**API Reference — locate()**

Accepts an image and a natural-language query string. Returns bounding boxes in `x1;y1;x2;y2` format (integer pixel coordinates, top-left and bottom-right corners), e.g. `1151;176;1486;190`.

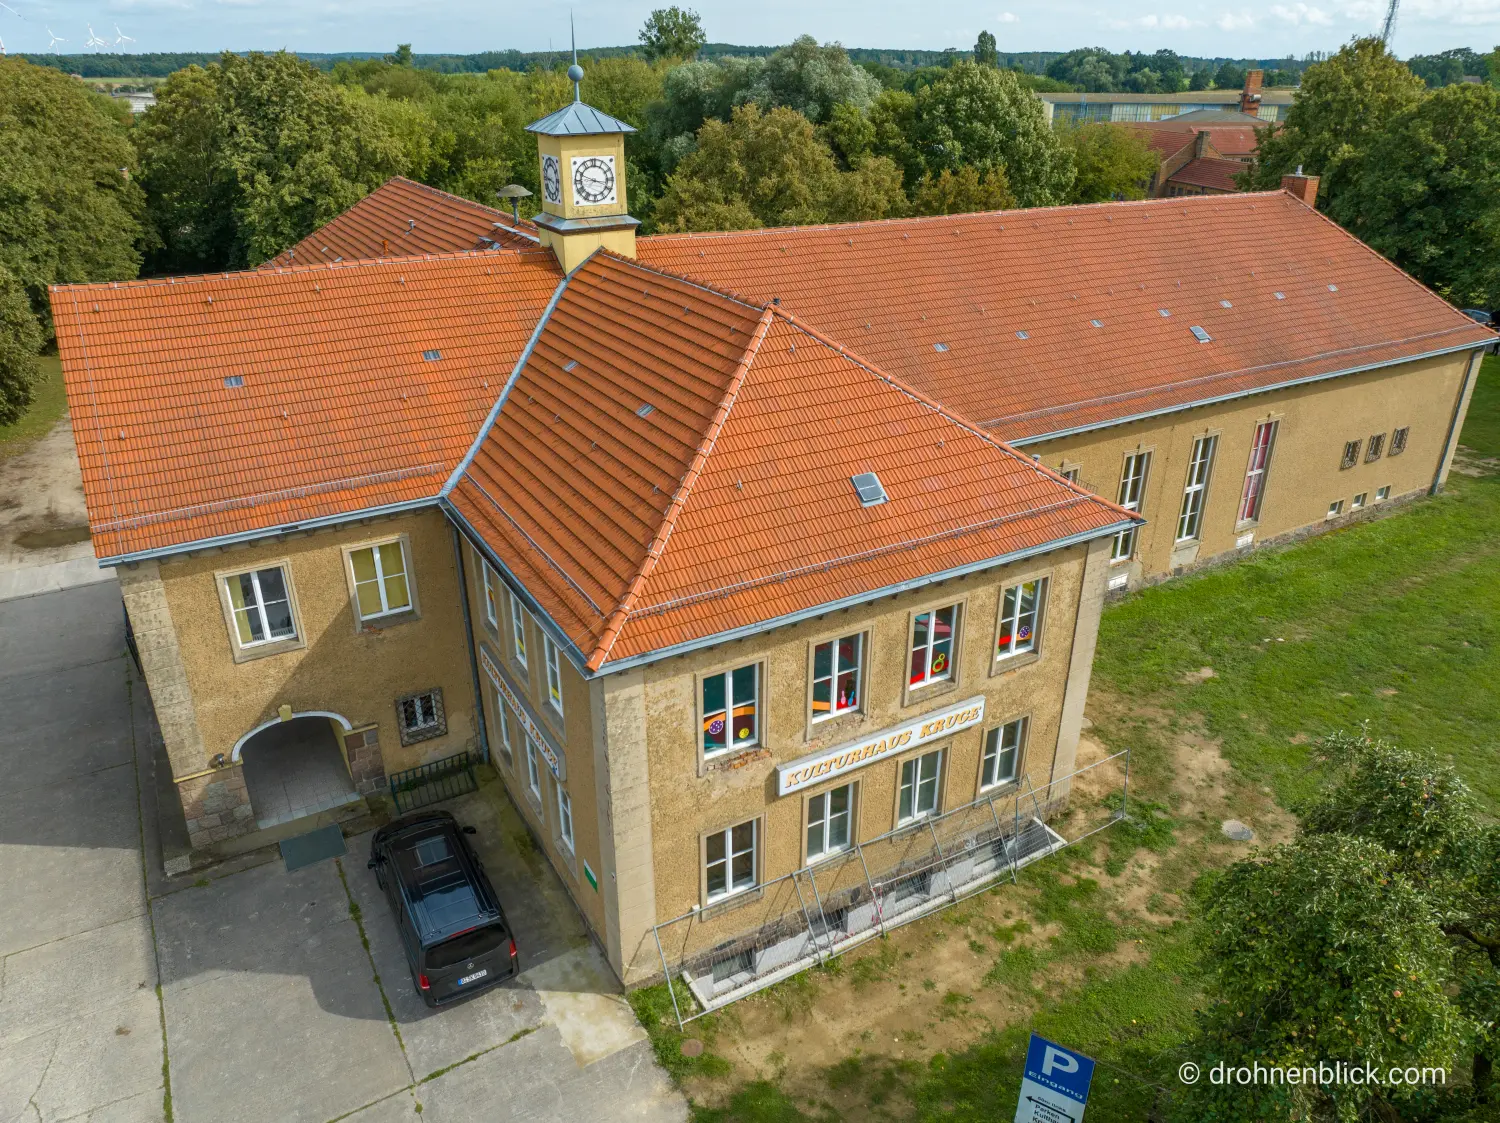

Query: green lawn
1460;353;1500;458
0;354;67;460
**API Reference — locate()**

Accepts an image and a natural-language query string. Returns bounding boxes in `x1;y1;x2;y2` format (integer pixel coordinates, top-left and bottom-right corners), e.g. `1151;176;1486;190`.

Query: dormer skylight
851;472;888;507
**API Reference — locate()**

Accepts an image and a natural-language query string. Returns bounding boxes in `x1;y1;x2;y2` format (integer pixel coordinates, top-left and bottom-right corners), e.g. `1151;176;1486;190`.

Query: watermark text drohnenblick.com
1177;1061;1448;1087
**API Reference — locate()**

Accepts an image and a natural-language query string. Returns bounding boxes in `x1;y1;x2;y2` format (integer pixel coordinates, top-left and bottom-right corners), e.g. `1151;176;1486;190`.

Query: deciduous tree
639;7;706;63
909;166;1013;215
0;265;42;425
1061;122;1157;204
974;31;998;69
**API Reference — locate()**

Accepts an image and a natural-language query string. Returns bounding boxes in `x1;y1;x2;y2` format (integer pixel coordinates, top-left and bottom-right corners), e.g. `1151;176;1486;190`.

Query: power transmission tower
1380;0;1398;45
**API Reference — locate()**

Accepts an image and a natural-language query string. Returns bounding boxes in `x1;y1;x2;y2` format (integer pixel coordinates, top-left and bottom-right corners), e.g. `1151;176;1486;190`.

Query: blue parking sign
1014;1033;1095;1122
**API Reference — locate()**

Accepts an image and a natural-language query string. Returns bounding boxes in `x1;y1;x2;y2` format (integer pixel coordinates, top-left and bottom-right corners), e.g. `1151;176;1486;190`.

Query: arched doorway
237;715;361;830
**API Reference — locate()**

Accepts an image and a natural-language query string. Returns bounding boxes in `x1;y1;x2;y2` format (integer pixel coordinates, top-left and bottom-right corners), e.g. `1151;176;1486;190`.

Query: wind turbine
47;26;65;50
114;24;134;46
85;23;109;48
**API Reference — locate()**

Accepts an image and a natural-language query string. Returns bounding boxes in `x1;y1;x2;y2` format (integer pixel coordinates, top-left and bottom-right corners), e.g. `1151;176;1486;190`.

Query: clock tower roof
525;101;637;138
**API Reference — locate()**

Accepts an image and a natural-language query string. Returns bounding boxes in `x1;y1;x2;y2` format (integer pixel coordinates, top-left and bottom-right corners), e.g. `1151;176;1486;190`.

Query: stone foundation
180;765;254;849
345;726;388;796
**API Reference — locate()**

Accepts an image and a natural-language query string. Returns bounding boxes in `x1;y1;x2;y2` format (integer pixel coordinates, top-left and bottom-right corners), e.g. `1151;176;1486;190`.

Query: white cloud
996;10;1019;22
1270;1;1333;23
1402;0;1500;23
1104;12;1201;29
1216;11;1257;29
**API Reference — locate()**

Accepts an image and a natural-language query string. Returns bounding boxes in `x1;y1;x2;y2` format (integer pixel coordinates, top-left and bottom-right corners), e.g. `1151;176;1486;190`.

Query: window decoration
812;634;863;721
1238;421;1278;523
544;634;564;718
909;605;958;687
1390;427;1408;456
1340;440;1361;470
350;542;411;619
1365;433;1385;462
1176;435;1217;542
996;579;1045;660
225;566;296;647
705;820;757;902
703;665;759;756
397;688;446;746
509;591;528;668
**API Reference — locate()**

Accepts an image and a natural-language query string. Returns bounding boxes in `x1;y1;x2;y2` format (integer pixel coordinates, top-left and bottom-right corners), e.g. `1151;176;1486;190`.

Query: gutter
1006;340;1490;448
1432;350;1482;495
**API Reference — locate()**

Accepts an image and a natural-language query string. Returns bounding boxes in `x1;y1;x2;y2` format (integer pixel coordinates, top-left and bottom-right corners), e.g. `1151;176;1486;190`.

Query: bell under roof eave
524;98;638;137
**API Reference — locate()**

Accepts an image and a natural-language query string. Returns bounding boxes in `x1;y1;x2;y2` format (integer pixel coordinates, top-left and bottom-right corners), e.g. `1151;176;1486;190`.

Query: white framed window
898;750;942;823
556;785;574;854
1351;492;1367;511
1389;428;1408;456
1327;499;1345;520
543;634;564;717
349;541;412;620
1376;486;1391;501
1111;452;1151;561
702;664;758;756
981;718;1026;790
996;579;1045;660
525;733;542;800
1176;435;1217;542
225;566;297;647
806;783;854;863
705;820;757;902
397;688;446;745
496;695;514;765
482;562;500;629
812;633;863;722
509;591;529;668
1059;466;1080;484
909;605;958;687
1238;421;1277;523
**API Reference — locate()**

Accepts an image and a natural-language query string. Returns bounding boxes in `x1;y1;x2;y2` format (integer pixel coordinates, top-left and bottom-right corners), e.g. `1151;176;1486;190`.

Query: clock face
571;155;617;206
540;155;562;205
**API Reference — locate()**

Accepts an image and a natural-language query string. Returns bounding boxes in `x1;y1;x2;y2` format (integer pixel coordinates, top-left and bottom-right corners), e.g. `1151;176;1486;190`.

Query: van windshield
424;925;506;971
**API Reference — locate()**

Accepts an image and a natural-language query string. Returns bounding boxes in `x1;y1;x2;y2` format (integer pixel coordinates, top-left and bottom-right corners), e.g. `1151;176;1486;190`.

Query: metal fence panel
388;751;478;813
652;749;1131;1026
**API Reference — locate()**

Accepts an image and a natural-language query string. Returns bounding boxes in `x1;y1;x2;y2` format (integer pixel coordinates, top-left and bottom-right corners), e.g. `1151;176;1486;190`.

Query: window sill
805;709;866;744
1234;518;1261;533
991;651;1040;677
397;722;447;748
903;677;959;710
357;608;419;633
228;635;305;665
702;746;771;776
700;886;763;921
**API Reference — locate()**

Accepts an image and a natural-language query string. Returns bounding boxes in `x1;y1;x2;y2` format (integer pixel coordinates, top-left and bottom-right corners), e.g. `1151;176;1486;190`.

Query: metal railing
388;750;479;813
651;749;1131;1028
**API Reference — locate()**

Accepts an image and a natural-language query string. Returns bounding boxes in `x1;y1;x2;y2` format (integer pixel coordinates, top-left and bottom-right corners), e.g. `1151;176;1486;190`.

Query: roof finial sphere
567;63;584;83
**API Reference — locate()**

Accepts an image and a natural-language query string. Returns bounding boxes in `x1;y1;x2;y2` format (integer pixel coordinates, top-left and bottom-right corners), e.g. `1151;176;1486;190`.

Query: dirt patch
0;413;95;570
1178;666;1217;684
14;523;91;550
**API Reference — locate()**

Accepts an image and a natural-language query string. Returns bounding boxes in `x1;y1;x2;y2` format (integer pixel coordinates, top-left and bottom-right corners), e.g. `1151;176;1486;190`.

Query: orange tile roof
53;248;563;560
447;252;1134;668
1121;122;1198;162
635;192;1492;441
267;177;537;269
1167;157;1245;193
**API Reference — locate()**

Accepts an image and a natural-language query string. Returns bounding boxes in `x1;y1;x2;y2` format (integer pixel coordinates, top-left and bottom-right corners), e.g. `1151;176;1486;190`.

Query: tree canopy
974;31;998;69
137;51;410;272
0;58;146;335
1060;122;1157;204
639;7;706;63
0;264;42;425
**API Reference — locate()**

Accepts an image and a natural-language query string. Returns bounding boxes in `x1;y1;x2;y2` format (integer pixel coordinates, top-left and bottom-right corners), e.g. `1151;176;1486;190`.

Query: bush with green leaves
0;265;43;425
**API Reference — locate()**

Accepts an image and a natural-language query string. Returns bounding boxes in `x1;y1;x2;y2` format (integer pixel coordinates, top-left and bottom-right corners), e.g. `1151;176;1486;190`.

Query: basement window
851;472;888;507
1190;326;1212;343
422;350;442;361
397;688;446;745
1327;499;1345;520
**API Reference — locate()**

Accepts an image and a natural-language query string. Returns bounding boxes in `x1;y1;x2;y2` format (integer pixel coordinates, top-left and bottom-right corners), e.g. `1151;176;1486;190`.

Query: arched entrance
237;715;361;830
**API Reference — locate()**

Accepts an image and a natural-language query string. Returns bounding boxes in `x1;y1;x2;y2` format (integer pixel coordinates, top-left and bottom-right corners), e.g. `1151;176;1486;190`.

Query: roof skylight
933;343;949;352
223;375;244;388
1158;309;1171;318
635;403;656;418
1220;300;1233;308
851;472;888;507
422;350;442;361
563;360;578;372
1190;326;1212;343
1015;330;1029;340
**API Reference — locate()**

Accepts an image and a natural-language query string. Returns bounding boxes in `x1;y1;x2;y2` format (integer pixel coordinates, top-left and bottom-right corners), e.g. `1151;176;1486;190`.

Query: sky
0;0;1493;63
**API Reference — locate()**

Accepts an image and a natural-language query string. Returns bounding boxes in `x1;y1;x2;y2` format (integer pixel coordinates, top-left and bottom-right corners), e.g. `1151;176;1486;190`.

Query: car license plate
458;969;488;985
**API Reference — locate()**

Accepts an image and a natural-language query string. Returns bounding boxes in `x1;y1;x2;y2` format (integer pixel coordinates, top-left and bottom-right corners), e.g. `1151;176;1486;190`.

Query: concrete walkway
0;580;686;1123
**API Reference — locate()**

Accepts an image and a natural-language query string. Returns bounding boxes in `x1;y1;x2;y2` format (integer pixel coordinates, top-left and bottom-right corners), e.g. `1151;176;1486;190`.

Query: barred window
1390;427;1409;456
1365;433;1385;462
397;688;446;745
1340;440;1361;470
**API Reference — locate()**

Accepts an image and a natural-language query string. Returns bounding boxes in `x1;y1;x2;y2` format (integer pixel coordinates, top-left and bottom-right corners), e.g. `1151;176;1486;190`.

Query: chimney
1240;69;1264;115
1193;129;1211;158
1281;168;1319;206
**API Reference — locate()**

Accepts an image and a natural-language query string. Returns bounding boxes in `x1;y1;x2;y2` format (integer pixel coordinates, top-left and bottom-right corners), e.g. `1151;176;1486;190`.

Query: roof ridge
637;190;1292;245
588;303;777;671
767;308;1136;521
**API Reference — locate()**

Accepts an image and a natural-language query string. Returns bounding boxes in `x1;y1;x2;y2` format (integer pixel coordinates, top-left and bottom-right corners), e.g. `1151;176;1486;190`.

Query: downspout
1432;349;1482;495
450;524;490;764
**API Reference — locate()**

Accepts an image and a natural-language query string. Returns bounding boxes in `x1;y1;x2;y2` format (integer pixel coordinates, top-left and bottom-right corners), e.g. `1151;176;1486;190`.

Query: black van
367;810;519;1007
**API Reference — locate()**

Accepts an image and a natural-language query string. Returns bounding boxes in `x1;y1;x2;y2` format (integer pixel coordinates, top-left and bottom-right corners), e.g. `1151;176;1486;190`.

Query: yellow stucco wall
1026;351;1474;587
155;508;476;779
626;543;1092;936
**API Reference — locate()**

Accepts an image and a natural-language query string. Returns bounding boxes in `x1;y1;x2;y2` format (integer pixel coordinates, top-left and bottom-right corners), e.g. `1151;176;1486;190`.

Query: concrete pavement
0;579;685;1123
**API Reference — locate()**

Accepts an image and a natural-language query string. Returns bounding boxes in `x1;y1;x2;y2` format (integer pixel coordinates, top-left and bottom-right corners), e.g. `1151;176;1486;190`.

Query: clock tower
525;63;639;273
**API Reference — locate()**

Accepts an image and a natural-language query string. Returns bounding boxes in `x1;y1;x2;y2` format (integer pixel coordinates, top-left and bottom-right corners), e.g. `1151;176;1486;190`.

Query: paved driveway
0;579;685;1123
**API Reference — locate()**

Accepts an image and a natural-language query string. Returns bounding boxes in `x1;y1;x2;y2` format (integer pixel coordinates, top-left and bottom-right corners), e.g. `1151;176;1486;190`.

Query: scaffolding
651;749;1130;1028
